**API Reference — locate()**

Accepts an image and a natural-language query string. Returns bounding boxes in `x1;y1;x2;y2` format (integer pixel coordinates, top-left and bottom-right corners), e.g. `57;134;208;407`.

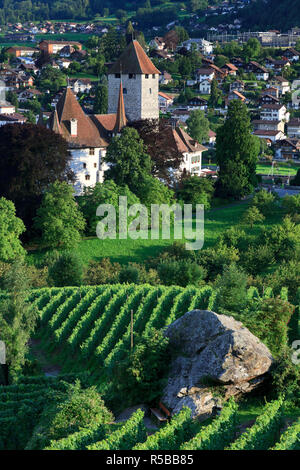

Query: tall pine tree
216;101;259;199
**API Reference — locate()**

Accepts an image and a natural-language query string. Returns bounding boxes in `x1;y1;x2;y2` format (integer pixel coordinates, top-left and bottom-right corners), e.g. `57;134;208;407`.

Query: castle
47;40;206;194
47;40;160;195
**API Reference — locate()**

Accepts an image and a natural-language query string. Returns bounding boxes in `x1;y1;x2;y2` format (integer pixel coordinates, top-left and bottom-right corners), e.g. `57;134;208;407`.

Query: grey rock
162;310;274;419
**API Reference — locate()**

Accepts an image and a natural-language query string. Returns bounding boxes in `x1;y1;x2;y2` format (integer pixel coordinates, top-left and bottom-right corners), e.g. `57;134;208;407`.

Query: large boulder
162;310;274;419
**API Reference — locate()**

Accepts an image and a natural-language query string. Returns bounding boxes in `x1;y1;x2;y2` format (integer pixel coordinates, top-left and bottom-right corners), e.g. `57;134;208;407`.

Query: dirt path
29;339;61;377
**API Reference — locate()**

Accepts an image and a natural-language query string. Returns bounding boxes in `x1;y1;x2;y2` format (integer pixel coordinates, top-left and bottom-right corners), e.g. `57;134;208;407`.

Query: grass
257;162;299;176
27;200;284;267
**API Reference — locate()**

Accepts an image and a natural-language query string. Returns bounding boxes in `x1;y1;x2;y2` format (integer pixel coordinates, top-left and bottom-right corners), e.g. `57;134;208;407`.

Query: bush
157;259;206;287
214;264;248;313
282;194;300;216
84;258;121;285
48;252;83;287
196;243;240;281
241;244;275;274
251;189;277;216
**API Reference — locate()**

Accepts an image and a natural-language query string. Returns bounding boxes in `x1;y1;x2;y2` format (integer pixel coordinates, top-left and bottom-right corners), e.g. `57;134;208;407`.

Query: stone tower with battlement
108;40;160;122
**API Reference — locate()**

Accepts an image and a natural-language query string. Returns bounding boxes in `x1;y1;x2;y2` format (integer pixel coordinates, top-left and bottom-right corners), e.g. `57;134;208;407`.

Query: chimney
70;118;77;136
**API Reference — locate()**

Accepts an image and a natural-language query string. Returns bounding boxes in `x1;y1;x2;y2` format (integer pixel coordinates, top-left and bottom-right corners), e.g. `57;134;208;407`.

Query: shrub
214;264;248;313
84;258;121;285
251;189;277;215
48;251;83;287
157;259;206;287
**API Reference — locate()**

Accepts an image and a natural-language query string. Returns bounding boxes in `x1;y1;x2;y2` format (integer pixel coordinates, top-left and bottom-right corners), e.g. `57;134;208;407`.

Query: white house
287;118;300;138
69;78;92;94
158;91;173;111
199;79;211;94
0;101;15;114
196;68;214;83
172;126;208;177
260;104;289;122
253;129;285;143
180;39;213;56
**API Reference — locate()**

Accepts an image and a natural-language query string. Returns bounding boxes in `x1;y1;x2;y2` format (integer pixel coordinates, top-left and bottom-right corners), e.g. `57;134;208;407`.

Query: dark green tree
216;101;260;199
186;109;210;143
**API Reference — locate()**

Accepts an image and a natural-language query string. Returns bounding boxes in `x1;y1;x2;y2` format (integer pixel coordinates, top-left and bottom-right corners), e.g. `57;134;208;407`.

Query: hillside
239;0;300;31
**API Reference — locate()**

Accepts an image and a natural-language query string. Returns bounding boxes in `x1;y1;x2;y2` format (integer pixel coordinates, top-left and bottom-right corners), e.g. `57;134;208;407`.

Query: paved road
273;188;300;197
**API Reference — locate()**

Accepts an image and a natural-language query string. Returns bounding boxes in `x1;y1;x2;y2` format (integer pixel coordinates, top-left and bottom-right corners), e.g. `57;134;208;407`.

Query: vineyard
23;283;294;376
1;378;299;450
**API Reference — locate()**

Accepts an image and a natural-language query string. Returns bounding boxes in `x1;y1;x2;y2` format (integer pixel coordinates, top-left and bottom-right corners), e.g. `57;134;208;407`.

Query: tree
93;78;108;114
0;124;73;230
209;78;221;107
242;38;261;61
129;119;183;183
214;264;248;314
216;101;260;199
251;189;277;215
0;198;25;262
48;251;83;287
37;65;66;92
186;109;209;143
104;127;152;196
243;206;265;228
0;260;38;380
177;175;214;209
34;181;85;250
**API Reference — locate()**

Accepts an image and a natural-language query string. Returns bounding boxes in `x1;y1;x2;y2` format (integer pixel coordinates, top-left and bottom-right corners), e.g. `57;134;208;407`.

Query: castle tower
108;40;160;122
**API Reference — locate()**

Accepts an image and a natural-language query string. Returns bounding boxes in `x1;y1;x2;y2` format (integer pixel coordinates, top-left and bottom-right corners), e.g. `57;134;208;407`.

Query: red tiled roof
109;40;160;75
50;87;108;148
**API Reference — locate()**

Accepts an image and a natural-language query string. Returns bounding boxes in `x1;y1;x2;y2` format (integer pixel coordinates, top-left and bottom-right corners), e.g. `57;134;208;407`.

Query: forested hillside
239;0;300;31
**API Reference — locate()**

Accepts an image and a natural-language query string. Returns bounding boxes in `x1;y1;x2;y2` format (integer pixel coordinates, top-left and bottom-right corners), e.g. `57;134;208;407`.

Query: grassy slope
27;201;284;266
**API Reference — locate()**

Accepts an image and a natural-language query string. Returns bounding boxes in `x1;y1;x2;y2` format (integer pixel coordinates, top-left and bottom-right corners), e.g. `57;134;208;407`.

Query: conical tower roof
108;40;160;75
114;81;127;133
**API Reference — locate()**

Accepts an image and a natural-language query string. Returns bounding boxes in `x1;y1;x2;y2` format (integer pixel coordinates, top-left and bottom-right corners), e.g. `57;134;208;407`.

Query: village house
284;48;300;62
273;58;291;73
180;38;213;56
149;37;165;50
68;78;92;95
260;103;289;122
226;90;247;107
268;76;290;95
253;129;285;143
252;119;285;133
196;67;215;83
221;63;238;76
259;93;279;105
158;91;174;111
276;139;300;160
188;97;208;111
262;86;279;98
17;89;42;102
159;71;172;85
287;118;300;139
199;78;212;94
6;45;38;57
245;61;269;81
173;126;208;177
0;112;26;126
0;100;15;114
39;40;82;55
229;80;244;93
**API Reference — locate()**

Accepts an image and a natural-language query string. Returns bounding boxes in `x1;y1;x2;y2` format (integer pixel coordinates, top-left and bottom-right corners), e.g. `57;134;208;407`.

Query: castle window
129;73;136;79
85;175;90;181
145;74;149;79
123;88;127;94
115;73;121;78
149;88;152;94
89;148;95;155
94;163;97;168
83;163;87;169
152;74;155;79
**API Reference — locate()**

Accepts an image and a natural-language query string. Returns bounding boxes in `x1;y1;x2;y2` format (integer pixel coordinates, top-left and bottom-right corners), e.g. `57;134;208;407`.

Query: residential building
39;40;82;54
260;104;289;122
287;118;300;139
6;45;37;57
229;80;245;93
159;91;173;111
268;76;290;95
69;78;92;94
180;38;213;56
199;79;212;94
253;129;285;142
0;112;26;126
159;71;172;85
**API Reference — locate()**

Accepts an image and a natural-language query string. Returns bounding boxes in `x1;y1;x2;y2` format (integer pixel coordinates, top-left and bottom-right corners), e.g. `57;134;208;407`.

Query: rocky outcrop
162;310;274;419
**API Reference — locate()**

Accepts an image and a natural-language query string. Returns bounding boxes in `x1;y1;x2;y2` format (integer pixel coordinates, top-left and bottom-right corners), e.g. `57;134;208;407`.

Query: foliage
104;127;152;196
157;259;206;287
214;264;248;313
228;398;284;450
87;409;146;450
271;418;300;450
177;175;214;209
34;181;85;250
251;189;277;216
0;124;73;230
216;101;259;199
134;407;193;450
84;258;121;285
243;206;265;228
107;328;170;406
0;260;38;380
0;198;25;262
48;251;84;287
26;380;113;450
181;399;238;450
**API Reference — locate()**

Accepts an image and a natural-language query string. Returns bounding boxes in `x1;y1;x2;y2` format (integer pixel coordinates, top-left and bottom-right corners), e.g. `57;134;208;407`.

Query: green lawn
257;162;299;176
27;201;284;267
